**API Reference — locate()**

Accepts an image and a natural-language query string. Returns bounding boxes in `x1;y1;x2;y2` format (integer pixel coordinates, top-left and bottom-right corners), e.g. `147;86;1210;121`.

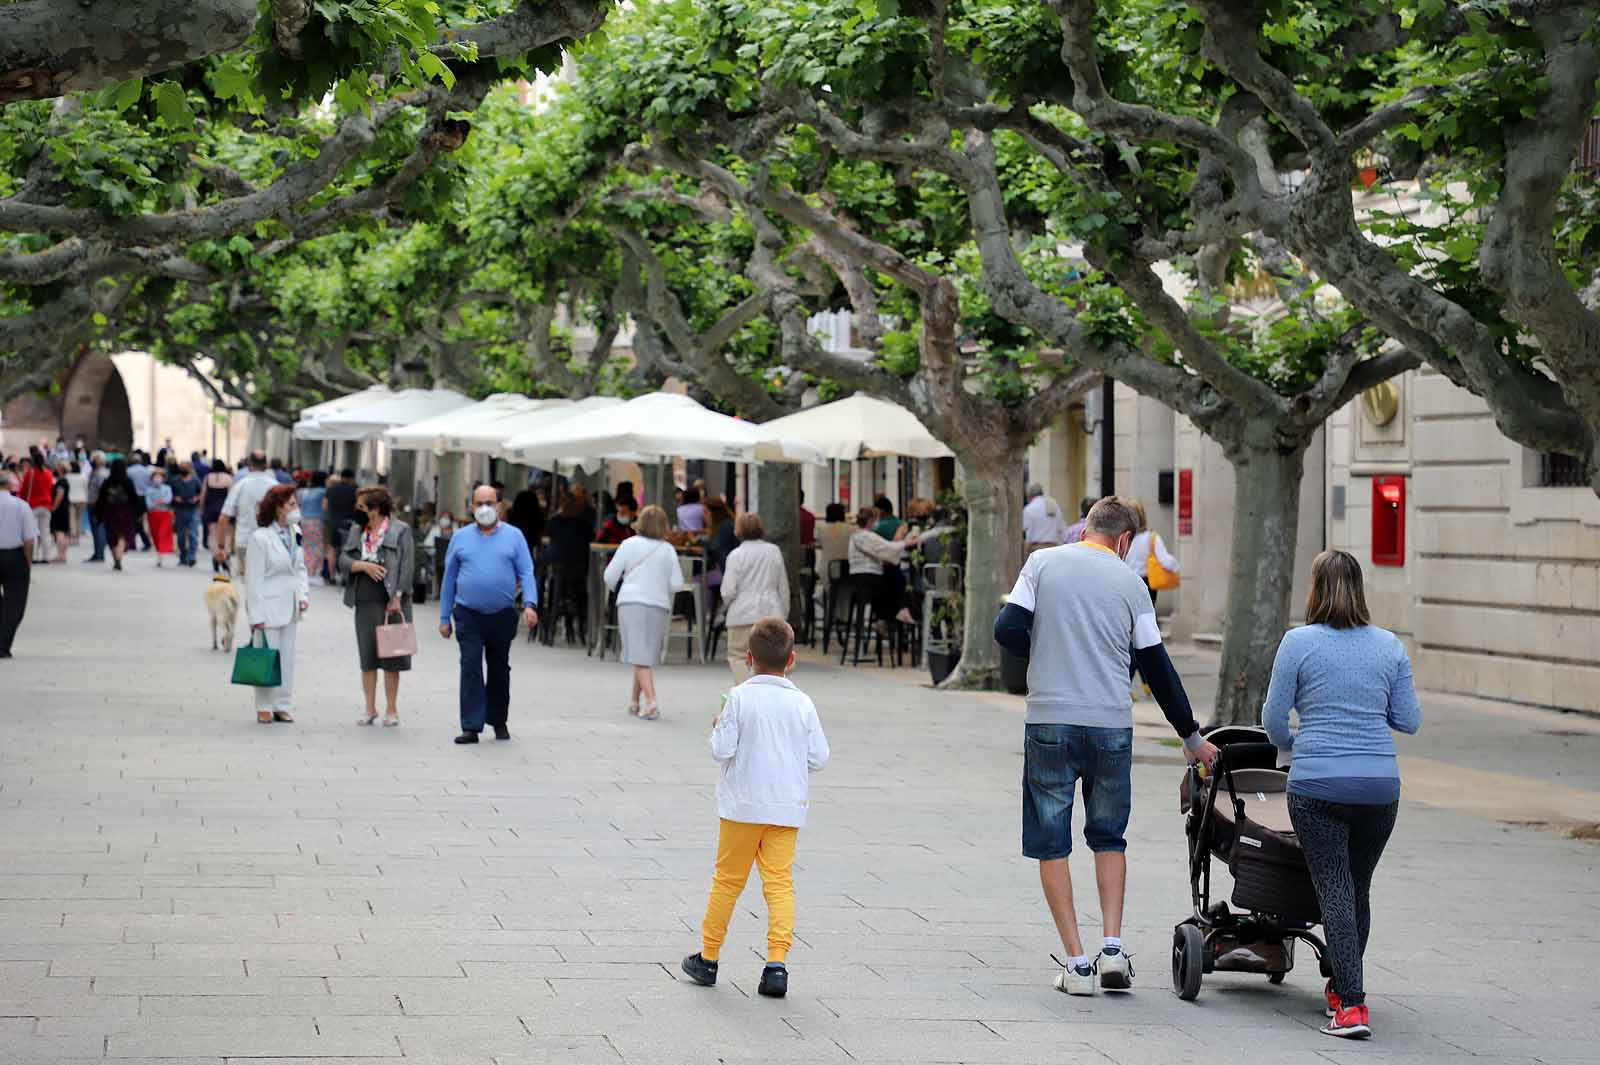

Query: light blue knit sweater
1261;624;1422;803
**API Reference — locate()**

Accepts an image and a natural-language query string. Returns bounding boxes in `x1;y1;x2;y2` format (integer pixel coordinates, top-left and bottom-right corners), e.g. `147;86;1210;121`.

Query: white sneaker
1097;948;1133;990
1053;961;1097;996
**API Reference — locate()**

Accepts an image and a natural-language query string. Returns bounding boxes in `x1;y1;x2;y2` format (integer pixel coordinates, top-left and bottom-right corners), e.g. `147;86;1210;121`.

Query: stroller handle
1216;741;1283;769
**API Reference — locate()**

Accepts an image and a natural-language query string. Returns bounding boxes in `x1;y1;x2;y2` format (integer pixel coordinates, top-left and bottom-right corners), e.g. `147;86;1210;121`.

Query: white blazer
603;535;684;610
245;524;310;628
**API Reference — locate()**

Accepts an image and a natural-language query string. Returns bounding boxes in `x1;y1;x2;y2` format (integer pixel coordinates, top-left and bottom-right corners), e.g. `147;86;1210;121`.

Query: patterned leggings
1287;794;1399;1008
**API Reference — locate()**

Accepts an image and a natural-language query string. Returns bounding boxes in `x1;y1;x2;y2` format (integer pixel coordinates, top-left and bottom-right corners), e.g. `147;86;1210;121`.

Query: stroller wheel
1268;971;1286;985
1172;924;1205;1001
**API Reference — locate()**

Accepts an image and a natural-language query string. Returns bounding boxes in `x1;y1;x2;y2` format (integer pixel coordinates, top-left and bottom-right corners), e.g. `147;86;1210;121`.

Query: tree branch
0;0;256;103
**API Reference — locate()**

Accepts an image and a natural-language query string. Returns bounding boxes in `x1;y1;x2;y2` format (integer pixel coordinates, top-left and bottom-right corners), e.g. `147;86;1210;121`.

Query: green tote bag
231;630;282;688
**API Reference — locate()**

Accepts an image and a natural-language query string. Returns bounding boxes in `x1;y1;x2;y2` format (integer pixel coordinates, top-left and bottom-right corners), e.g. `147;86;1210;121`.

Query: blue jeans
175;508;200;564
453;606;517;733
1022;724;1133;860
88;511;107;560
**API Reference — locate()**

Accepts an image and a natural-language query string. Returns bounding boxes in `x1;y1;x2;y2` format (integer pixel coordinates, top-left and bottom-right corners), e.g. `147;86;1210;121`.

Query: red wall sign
1177;468;1194;536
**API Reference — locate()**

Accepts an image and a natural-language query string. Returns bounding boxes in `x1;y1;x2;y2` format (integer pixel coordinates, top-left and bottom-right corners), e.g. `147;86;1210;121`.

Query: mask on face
474;503;498;527
285;509;302;526
438;516;453;531
617;515;632;526
351;511;369;529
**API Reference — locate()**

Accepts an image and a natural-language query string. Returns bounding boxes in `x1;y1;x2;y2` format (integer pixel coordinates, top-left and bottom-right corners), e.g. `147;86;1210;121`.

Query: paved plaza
0;556;1597;1064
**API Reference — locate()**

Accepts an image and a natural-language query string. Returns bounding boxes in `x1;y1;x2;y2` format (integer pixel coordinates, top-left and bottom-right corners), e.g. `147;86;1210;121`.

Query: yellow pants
700;819;798;963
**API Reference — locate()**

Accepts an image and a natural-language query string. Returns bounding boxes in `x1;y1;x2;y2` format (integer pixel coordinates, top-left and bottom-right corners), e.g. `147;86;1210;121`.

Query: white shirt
711;674;829;827
603;535;685;610
847;528;907;575
1022;494;1069;545
0;489;38;549
720;540;790;627
1124;529;1180;580
221;470;280;544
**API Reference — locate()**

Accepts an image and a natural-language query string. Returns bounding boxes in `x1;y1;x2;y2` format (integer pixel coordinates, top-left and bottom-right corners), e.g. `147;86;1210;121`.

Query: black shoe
493;725;511;741
758;963;788;998
83;556;103;563
453;732;480;744
113;560;122;571
681;952;718;986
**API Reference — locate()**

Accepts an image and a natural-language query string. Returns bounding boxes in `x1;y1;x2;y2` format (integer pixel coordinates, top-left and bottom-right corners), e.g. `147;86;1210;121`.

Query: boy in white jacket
682;617;829;999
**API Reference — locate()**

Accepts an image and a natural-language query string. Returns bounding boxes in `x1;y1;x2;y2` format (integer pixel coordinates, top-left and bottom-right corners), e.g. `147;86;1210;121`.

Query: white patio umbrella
491;396;631;463
760;393;953;460
383;393;547;454
291;385;398;441
499;392;826;467
312;387;474;441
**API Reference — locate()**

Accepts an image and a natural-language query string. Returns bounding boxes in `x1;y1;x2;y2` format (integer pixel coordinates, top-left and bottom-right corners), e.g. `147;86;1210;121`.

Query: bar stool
664;553;707;663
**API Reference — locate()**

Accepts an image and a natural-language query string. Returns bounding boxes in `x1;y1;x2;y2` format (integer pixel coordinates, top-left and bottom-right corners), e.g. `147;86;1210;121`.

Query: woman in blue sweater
1262;550;1421;1042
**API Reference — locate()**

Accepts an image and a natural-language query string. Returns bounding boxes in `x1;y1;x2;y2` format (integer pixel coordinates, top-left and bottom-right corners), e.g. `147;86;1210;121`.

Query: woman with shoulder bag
603;504;684;721
340;486;416;727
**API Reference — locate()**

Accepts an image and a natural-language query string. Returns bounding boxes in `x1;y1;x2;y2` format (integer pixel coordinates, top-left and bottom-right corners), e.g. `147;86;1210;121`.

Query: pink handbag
375;609;418;659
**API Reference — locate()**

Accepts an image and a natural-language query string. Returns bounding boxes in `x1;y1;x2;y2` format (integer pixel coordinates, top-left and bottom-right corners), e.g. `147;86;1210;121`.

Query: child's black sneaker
681;952;718;986
758;962;788;998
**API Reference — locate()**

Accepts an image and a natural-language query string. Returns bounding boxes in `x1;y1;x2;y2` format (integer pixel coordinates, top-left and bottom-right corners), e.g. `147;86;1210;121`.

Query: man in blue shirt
439;484;537;744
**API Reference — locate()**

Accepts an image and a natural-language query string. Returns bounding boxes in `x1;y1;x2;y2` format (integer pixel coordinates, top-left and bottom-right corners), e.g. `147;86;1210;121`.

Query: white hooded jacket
710;674;829;827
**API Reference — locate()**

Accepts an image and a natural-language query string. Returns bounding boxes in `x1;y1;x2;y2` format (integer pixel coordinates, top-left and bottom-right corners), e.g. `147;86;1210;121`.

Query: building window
1535;451;1592;488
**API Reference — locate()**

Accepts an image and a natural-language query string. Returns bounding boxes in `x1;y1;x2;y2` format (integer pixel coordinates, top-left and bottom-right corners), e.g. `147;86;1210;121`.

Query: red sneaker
1322;1004;1371;1039
1323;979;1341;1018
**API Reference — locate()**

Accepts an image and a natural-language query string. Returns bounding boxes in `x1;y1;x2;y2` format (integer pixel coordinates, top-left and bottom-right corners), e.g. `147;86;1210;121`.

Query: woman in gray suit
341;486;415;726
244;484;310;724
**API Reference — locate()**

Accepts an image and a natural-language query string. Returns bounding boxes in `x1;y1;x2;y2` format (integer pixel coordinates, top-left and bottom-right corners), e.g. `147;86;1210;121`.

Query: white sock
1103;936;1123;954
1067;954;1090;971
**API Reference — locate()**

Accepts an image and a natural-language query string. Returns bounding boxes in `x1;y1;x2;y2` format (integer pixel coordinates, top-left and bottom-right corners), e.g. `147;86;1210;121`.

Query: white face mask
285;509;301;526
474;503;498;527
617;515;632;526
438;516;453;530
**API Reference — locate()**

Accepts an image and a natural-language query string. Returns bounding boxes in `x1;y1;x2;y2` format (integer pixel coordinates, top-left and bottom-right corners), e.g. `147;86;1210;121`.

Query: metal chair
664;553;707;663
921;562;963;660
821;559;848;654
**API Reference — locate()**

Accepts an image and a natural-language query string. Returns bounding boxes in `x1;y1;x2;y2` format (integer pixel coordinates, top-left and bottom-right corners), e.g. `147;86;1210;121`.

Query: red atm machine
1371;475;1405;566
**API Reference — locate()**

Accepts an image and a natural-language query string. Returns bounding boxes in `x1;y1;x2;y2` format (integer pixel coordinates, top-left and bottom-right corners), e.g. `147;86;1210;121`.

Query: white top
847;528;907;575
221;470;281;543
603;535;685;610
1124;529;1180;578
711;674;830;827
720;540;790;627
1022;494;1069;545
244;524;309;629
0;489;37;549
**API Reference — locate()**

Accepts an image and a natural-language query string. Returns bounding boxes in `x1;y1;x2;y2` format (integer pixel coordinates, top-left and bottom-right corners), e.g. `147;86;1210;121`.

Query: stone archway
60;353;132;450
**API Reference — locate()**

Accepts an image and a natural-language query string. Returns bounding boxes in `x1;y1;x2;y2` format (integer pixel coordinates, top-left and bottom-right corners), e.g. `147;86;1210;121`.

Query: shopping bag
375;609;418;659
231;630;282;687
1146;534;1181;591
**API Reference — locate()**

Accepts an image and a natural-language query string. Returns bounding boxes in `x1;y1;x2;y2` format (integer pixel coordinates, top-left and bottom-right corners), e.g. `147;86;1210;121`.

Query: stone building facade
1026;371;1600;715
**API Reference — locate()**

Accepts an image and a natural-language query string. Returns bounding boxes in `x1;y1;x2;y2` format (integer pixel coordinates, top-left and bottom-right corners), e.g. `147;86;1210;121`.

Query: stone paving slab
0;559;1596;1063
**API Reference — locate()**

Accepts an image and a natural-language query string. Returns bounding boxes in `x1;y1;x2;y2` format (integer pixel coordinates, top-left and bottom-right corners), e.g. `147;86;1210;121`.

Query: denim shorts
1022;724;1134;860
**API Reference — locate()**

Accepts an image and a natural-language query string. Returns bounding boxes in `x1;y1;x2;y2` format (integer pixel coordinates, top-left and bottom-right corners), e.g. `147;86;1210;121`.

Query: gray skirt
618;603;668;667
354;597;413;672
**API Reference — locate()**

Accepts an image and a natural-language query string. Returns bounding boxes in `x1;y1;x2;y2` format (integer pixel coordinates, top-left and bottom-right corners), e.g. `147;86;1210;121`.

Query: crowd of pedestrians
5;432;1427;1037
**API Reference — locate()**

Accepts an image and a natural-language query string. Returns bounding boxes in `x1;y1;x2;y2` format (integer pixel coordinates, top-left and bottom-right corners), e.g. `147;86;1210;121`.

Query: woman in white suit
245;484;310;723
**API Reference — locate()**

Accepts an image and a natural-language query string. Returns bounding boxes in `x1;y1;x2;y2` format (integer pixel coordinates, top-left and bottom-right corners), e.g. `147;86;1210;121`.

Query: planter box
928;649;960;686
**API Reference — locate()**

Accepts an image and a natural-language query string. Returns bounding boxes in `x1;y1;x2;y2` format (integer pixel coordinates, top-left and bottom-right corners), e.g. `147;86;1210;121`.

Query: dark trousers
454;605;517;733
1287;794;1399;1008
88;512;107;560
175;508;200;565
0;547;30;655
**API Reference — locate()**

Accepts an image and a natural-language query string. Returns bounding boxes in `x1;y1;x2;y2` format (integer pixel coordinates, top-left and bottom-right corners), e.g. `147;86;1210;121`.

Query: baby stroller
1172;725;1330;1000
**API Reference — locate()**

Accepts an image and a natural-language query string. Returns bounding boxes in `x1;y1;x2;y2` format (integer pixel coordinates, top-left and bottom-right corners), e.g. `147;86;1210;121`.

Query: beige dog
205;574;240;651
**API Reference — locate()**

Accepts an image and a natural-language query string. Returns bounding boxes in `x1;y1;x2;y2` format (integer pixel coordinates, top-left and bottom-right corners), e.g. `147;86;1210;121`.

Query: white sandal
639;702;659;721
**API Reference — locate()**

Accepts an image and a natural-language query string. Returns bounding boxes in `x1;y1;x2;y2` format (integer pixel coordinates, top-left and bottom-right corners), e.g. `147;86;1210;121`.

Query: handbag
1146;533;1181;591
375;607;419;659
231;630;282;687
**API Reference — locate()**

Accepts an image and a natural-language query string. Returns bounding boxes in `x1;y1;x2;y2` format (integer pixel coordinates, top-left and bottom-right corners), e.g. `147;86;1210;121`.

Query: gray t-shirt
1007;542;1163;727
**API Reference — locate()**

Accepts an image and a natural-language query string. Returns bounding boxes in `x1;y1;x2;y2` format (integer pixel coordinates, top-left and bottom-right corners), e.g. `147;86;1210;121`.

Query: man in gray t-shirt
995;496;1217;997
